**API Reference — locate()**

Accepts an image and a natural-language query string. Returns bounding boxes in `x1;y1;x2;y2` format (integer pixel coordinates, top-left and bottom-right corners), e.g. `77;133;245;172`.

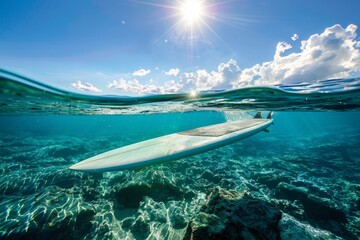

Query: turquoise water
0;70;360;239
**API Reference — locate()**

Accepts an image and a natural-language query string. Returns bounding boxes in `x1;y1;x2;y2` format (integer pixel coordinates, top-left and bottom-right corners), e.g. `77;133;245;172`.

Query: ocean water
0;70;360;240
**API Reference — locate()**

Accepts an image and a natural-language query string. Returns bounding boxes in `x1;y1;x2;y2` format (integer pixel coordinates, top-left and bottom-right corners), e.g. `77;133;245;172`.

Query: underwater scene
0;71;359;240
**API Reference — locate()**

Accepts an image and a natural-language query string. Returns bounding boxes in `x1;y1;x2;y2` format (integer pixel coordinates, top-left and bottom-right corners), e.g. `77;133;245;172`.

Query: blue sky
1;0;360;95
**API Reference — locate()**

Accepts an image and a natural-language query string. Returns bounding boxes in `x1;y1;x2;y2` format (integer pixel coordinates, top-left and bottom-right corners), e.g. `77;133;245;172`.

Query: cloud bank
234;24;360;86
71;81;102;93
109;24;360;95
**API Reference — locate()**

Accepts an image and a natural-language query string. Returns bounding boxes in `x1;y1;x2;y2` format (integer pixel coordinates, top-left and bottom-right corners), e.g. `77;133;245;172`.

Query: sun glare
189;90;198;98
180;0;204;25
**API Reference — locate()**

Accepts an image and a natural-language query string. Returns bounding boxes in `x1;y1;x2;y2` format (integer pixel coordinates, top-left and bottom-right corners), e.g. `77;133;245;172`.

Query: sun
179;0;204;26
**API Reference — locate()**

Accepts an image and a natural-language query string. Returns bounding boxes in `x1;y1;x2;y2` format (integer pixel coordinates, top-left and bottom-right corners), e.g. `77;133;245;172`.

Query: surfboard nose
68;158;111;172
68;162;89;171
68;163;81;171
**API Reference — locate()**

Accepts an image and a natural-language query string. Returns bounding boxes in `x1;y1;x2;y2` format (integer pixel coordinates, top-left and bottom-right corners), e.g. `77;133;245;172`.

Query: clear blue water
0;70;360;239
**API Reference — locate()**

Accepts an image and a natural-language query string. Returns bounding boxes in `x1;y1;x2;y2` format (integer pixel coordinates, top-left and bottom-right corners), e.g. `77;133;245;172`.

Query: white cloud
164;68;180;76
291;33;299;41
217;59;241;89
234;24;360;86
163;80;182;93
108;78;182;94
274;41;292;59
109;24;360;94
178;59;240;92
108;79;159;94
179;70;218;91
108;59;240;95
132;68;151;77
71;81;102;93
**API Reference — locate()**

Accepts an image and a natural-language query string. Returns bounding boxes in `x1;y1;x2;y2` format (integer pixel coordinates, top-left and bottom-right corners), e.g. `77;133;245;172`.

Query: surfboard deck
69;118;273;172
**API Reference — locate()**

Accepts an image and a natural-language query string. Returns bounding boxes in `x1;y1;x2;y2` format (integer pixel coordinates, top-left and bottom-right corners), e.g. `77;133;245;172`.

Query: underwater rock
278;213;342;240
290;180;332;198
114;171;184;208
130;215;151;239
42;170;83;189
46;144;87;158
0;168;83;196
81;185;98;201
0;186;95;240
115;181;183;208
273;199;305;220
90;199;126;240
119;197;189;239
121;216;136;230
200;169;217;182
274;182;347;222
254;172;293;189
183;187;282;240
107;171;128;186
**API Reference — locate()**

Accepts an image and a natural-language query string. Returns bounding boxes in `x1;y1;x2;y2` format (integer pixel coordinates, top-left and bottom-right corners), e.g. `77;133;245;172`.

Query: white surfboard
69;116;273;172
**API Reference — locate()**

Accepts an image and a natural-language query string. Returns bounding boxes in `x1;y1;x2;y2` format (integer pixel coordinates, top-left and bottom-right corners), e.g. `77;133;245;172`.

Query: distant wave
1;69;360;114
